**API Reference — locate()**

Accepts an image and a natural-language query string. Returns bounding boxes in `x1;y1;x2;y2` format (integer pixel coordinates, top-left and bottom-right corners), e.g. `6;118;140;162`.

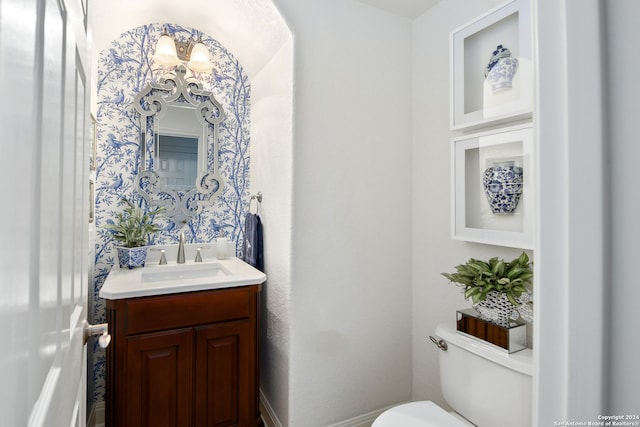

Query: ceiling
89;0;440;77
356;0;442;18
89;0;291;79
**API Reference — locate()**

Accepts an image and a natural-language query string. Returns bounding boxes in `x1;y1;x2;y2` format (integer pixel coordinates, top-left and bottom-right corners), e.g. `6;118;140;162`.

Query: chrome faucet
177;231;186;264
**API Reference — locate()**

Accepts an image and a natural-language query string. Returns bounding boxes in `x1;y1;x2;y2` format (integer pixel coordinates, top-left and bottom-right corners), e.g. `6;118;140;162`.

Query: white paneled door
0;0;92;425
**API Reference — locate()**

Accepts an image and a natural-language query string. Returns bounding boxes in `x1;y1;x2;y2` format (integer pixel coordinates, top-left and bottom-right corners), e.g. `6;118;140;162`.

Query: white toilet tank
435;323;533;427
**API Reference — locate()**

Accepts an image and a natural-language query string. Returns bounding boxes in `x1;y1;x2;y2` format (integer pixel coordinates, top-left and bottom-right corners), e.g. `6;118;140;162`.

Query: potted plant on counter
441;252;533;324
104;198;164;269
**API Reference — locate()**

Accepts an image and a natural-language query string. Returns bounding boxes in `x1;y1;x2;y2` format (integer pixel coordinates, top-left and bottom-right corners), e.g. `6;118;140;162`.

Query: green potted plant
441;252;533;323
104;198;164;269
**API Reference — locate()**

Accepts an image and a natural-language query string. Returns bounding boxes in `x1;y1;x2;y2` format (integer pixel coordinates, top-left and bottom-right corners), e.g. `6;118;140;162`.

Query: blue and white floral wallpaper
89;23;251;406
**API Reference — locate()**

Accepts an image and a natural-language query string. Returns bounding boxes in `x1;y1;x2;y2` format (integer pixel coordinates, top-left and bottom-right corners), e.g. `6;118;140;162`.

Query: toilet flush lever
83;321;111;348
429;335;448;351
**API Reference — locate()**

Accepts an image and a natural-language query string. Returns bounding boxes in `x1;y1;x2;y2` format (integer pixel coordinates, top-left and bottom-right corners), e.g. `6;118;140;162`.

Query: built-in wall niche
452;124;534;248
93;23;252;407
451;0;532;131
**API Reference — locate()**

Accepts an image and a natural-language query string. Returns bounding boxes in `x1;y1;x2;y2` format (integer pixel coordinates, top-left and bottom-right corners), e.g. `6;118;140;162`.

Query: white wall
410;0;525;407
535;0;608;422
274;0;415;424
604;0;640;414
251;36;294;426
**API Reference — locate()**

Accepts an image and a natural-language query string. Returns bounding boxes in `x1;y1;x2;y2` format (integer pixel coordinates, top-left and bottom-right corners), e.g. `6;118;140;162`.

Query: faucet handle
150;248;167;265
194;245;211;263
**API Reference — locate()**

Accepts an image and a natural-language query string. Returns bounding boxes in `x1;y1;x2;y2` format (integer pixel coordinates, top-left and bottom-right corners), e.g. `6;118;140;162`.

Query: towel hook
249;192;262;214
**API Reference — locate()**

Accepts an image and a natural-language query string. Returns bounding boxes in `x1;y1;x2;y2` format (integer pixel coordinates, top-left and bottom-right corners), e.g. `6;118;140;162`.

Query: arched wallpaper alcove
90;23;251;404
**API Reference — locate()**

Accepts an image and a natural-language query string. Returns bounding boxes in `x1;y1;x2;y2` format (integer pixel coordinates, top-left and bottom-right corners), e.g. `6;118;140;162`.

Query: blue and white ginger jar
482;161;523;214
485;44;519;92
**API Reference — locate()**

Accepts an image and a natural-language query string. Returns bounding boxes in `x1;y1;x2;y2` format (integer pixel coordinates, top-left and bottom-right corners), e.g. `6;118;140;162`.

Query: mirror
133;65;224;224
157;134;198;190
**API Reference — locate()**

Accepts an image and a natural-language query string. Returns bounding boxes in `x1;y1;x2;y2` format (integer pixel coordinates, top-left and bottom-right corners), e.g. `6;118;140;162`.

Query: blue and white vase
485;45;519;92
482;161;523;214
116;246;148;269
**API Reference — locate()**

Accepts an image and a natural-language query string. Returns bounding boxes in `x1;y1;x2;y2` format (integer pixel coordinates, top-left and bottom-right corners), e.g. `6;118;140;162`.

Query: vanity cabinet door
194;319;252;427
105;285;263;427
125;329;194;427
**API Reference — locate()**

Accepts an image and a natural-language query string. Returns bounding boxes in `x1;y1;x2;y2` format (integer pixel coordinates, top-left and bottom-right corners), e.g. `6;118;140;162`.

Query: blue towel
242;213;264;271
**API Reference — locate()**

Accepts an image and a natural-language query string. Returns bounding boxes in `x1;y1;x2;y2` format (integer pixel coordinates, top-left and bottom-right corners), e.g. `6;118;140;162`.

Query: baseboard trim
87;401;105;427
260;389;284;427
258;391;399;427
326;404;399;427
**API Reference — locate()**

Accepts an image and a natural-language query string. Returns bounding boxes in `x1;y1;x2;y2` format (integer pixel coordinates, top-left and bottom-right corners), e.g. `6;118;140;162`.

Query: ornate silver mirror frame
133;65;225;224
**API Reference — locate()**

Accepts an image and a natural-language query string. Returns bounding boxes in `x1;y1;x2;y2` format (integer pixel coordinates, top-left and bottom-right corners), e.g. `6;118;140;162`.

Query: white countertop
100;257;267;300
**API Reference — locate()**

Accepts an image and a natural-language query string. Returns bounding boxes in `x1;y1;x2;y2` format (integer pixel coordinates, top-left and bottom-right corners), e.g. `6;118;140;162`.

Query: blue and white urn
485;44;519;92
116;246;148;269
482;161;524;214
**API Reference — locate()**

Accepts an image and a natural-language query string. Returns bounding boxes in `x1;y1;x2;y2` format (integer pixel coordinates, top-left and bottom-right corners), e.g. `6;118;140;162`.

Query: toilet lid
372;401;472;427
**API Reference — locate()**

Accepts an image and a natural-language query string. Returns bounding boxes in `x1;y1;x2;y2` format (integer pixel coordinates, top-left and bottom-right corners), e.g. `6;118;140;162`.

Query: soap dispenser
216;233;228;260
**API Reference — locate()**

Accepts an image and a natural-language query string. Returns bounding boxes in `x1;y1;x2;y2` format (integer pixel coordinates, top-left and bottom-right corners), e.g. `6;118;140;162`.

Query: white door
0;0;93;425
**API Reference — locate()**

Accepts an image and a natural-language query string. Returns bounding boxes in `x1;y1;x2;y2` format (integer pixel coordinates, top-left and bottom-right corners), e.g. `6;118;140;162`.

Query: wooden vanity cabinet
105;285;263;427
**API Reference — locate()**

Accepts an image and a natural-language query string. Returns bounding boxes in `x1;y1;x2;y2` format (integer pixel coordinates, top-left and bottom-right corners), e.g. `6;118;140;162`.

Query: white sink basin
99;257;267;300
141;263;230;283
